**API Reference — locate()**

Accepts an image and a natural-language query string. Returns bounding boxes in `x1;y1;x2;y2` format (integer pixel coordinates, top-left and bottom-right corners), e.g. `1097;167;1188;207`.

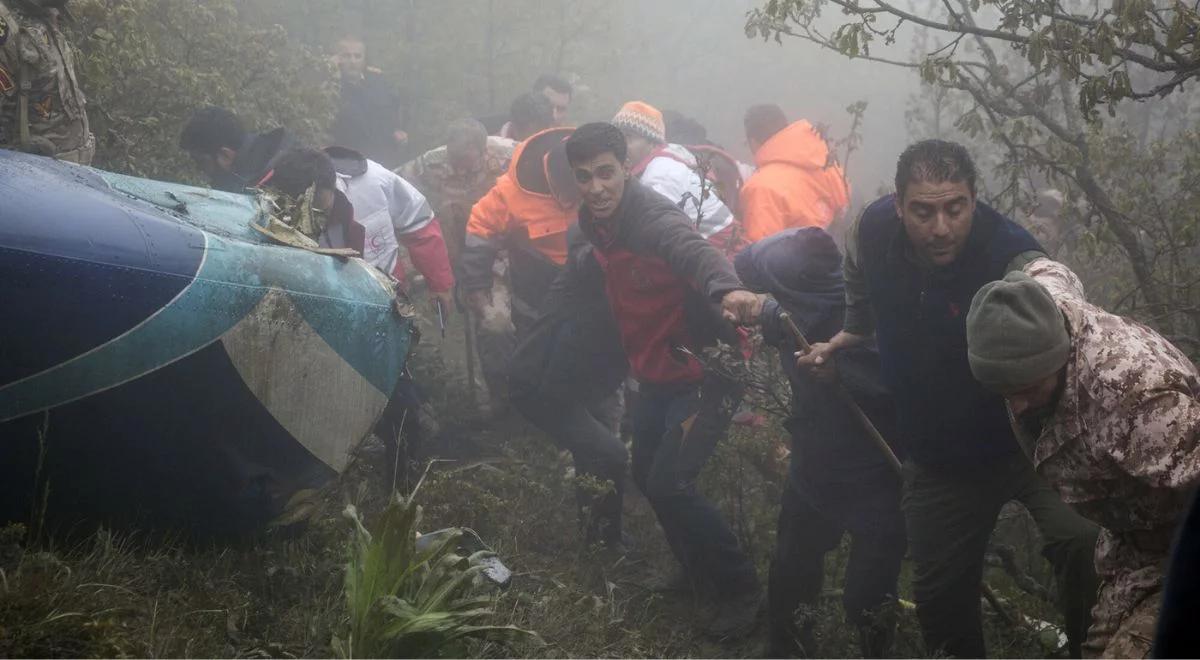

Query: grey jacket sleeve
637;204;744;301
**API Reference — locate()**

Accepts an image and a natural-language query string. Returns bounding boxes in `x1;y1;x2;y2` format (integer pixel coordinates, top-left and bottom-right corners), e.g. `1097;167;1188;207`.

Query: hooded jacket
742;120;849;242
462;127;579;318
326;146;453;294
735;228;901;527
579;179;743;385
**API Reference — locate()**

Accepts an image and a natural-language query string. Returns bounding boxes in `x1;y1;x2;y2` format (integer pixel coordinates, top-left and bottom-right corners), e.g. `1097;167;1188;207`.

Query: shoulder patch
0;64;13;94
0;16;9;46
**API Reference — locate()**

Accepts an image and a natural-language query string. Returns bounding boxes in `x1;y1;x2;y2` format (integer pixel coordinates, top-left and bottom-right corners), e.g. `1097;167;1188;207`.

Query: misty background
244;0;918;203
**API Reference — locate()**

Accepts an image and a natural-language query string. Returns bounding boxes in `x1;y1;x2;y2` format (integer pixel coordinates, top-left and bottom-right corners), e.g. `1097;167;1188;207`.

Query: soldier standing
0;0;92;164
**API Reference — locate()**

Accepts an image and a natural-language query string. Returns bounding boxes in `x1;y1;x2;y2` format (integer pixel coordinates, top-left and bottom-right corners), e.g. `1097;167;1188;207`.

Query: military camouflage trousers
1083;588;1159;659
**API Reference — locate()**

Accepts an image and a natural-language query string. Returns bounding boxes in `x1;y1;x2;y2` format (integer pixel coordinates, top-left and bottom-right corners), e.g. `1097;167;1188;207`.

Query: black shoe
707;587;764;640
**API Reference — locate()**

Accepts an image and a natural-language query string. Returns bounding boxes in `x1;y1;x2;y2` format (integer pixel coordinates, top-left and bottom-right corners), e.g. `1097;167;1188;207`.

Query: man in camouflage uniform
399;118;515;412
967;258;1200;659
0;0;92;164
399;118;514;261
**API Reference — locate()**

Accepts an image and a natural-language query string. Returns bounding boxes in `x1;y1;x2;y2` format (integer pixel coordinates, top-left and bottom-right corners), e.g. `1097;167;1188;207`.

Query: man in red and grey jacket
563;122;763;638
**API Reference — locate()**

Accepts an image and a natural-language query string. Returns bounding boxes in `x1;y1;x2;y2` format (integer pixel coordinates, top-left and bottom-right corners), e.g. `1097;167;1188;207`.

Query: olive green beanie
966;271;1070;394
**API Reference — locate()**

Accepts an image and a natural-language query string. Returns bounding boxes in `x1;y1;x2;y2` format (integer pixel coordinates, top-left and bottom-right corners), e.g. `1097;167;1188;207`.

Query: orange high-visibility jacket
741;121;850;243
464;127;577;270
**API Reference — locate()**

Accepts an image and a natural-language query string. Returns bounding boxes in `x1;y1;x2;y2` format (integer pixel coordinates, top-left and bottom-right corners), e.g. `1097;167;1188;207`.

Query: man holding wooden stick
797;140;1100;658
736;227;905;658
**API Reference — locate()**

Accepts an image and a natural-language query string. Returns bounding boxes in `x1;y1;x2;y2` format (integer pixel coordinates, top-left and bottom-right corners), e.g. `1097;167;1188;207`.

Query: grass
0;325;1064;658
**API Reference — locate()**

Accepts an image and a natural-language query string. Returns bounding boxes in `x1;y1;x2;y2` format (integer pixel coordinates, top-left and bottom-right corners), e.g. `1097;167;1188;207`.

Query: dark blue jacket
857;195;1042;466
736;229;901;527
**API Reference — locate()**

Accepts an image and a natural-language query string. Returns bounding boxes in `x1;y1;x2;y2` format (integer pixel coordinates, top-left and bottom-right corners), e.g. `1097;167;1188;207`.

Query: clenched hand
721;290;764;326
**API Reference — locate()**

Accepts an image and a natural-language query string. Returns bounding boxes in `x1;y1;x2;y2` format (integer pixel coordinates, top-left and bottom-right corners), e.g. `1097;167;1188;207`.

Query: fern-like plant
334;492;538;658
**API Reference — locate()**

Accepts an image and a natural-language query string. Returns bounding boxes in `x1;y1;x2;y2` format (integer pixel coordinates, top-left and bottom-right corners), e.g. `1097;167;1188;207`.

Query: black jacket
509;225;627;403
736;228;900;491
212;128;293;194
330;71;406;169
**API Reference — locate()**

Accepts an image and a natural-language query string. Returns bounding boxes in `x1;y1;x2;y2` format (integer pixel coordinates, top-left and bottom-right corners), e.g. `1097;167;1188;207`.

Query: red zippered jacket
578;179;745;385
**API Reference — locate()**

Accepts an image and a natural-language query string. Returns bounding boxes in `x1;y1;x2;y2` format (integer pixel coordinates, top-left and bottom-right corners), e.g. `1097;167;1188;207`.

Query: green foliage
748;1;1200;114
750;0;1200;352
335;494;539;659
71;0;336;181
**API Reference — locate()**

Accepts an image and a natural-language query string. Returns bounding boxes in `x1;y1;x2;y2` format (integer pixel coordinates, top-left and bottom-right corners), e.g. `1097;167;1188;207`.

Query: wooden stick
779;312;902;474
463;308;478;407
778;311;1018;627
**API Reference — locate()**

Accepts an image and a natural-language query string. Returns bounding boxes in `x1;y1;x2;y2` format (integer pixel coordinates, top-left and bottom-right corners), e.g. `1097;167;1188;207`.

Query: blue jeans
632;375;759;597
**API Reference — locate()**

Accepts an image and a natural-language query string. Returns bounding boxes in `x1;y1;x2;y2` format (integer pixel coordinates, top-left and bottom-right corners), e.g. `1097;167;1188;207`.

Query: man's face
334;39;366;79
1005;368;1065;423
447;143;485;178
541;86;570;125
190;147;237;181
897;179;975;267
572;152;627;220
621;130;655;168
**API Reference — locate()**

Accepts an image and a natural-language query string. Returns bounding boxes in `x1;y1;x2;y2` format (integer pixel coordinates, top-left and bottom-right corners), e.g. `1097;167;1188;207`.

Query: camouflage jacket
398;136;514;255
0;0;91;162
1021;258;1200;625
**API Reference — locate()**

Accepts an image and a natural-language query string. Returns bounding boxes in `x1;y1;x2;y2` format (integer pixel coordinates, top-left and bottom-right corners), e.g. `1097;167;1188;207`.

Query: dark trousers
511;387;628;544
904;452;1100;658
631;375;759;597
374;373;424;488
768;478;906;658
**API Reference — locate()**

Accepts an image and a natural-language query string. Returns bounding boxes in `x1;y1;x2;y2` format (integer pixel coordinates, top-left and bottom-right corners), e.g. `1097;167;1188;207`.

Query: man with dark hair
744;104;789;151
261;147;363;252
531;73;572;125
329;34;408;169
481;74;573;136
736;227;906;658
798;139;1100;658
740;103;848;242
180;106;293;193
505;92;554;142
563;121;764;638
663;110;708;146
0;0;93;163
264;146;452;307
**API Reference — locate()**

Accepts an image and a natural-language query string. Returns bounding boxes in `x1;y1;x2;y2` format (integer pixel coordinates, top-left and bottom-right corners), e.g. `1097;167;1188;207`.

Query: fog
602;0;921;202
322;0;923;205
